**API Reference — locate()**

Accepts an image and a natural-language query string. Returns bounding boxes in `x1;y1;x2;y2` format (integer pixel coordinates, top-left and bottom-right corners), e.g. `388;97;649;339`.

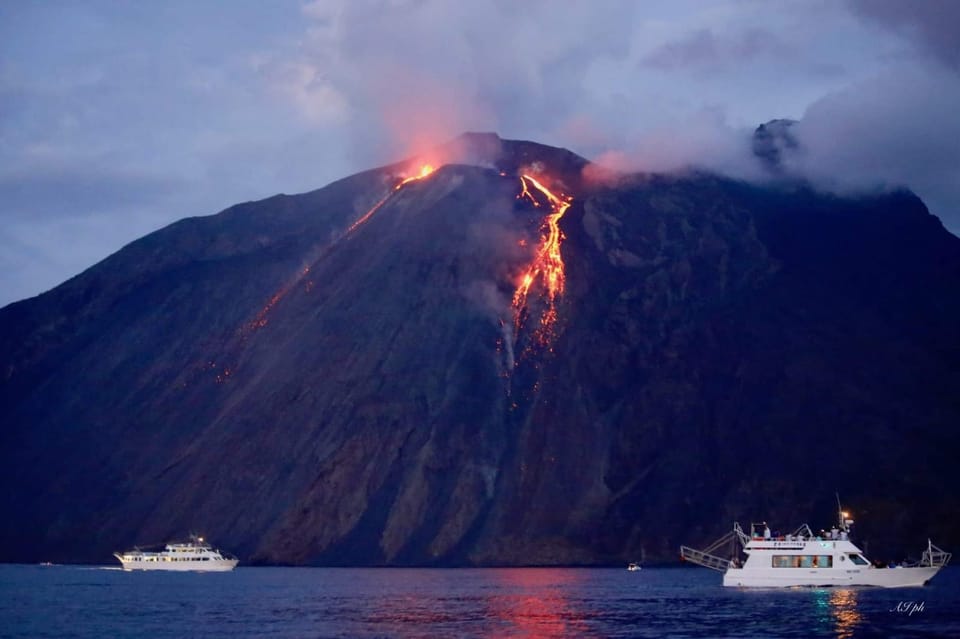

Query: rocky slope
2;133;959;565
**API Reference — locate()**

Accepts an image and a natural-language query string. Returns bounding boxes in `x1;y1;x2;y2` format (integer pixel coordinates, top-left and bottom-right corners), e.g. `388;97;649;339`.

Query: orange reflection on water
813;588;862;638
485;568;588;638
830;589;861;638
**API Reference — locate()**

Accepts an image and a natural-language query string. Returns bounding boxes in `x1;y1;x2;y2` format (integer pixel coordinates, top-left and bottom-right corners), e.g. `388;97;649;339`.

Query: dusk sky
2;0;958;307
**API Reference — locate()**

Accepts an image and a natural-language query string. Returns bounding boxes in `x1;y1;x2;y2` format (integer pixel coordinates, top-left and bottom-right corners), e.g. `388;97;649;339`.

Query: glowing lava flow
511;174;572;345
208;165;439;388
346;164;436;234
395;163;435;190
346;195;389;234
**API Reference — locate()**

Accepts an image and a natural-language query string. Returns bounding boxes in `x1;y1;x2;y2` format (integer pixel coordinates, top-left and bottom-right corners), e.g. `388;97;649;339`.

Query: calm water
1;565;958;638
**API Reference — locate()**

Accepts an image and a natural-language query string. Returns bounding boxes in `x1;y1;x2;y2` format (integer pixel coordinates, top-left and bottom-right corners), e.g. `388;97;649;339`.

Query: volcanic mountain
2;132;959;565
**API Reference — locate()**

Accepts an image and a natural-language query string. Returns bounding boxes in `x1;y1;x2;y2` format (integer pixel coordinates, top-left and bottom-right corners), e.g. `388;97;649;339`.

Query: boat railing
745;523;832;542
921;540;952;567
791;524;814;539
732;522;751;546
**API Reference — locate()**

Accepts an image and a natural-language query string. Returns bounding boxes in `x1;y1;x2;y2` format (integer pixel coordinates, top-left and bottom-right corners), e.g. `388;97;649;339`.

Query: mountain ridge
2;134;959;566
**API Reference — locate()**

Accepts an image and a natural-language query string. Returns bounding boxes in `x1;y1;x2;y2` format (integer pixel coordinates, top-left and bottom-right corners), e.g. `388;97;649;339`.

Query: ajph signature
890;601;924;616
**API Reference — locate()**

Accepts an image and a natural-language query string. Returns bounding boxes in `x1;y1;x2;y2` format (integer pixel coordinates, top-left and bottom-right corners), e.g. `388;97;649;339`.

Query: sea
1;564;957;638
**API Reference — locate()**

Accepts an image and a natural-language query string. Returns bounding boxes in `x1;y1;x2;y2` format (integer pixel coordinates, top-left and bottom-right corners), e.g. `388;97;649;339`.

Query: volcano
2;132;959;565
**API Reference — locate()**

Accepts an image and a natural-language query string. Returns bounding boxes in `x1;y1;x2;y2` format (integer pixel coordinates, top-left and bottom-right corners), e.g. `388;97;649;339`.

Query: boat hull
723;565;941;588
114;554;238;572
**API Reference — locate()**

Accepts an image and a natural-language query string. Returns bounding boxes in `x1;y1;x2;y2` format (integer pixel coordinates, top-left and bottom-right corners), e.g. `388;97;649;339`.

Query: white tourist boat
114;535;238;572
681;503;950;588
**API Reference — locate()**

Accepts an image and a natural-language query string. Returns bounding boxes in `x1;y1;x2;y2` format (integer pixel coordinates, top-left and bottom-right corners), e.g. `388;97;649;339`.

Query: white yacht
114;535;238;572
681;503;950;588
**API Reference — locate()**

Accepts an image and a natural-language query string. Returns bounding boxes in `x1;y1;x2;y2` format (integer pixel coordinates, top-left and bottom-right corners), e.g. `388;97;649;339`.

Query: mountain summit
2;134;959;565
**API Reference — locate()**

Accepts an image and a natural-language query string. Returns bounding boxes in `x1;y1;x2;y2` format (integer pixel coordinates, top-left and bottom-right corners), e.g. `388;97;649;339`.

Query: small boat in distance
627;562;641;571
680;499;951;588
114;535;238;572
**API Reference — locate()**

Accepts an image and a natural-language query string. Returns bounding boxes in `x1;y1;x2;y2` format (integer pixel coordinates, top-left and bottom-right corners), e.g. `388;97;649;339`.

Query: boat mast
836;492;853;533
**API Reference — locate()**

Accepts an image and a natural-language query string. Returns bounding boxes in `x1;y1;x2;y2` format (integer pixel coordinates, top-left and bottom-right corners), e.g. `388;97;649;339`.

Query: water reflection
812;588;861;638
355;567;592;637
830;589;861;638
485;568;589;637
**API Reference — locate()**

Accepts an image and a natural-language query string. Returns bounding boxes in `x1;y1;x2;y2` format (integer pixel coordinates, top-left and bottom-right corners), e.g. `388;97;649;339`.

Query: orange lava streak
346;194;390;234
395;163;436;190
512;175;571;306
517;176;540;207
511;175;572;346
347;164;436;234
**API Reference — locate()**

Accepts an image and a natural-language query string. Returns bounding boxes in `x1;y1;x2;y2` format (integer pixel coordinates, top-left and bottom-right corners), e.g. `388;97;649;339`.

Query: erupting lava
511;174;572;347
347;164;437;234
395;164;436;189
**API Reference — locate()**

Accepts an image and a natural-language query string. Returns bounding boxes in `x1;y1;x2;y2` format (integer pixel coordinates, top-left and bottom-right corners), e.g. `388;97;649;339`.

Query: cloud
285;0;637;166
577;107;765;184
0;165;183;222
0;210;171;305
848;0;960;70
784;66;960;227
254;59;349;126
2;0;959;307
641;28;791;71
576;61;960;233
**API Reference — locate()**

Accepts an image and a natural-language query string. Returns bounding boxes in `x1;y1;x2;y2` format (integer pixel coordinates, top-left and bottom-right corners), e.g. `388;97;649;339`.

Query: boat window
772;555;834;568
848;554;869;566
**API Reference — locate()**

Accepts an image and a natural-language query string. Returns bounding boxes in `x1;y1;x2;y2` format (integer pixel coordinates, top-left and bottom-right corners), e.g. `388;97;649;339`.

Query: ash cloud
289;0;636;167
578;64;960;232
577;109;767;184
460;187;533;377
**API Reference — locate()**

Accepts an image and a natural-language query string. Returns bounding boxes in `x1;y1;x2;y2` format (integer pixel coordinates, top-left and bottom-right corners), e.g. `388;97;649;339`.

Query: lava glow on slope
512;174;572;346
347;164;437;234
395;163;436;190
214;163;438;387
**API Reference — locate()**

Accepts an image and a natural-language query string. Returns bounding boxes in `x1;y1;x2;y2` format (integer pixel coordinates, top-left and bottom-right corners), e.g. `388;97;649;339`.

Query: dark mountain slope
513;176;960;563
1;134;958;565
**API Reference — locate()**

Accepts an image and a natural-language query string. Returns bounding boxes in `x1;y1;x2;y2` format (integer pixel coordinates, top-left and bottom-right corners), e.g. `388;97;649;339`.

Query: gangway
680;524;747;572
680;542;731;571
